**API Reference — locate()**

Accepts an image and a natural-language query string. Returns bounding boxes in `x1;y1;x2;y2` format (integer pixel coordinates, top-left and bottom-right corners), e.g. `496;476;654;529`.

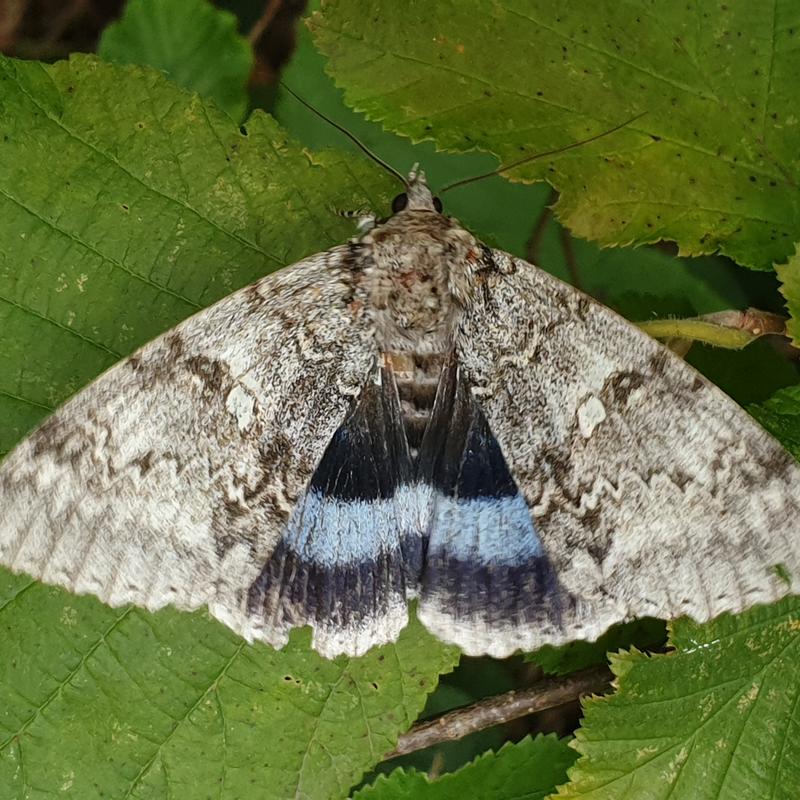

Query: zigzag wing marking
421;249;800;657
0;246;383;654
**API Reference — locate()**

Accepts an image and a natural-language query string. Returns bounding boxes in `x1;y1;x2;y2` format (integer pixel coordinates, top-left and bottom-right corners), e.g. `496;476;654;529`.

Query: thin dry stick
525;187;558;264
385;664;612;760
559;224;582;291
248;0;283;45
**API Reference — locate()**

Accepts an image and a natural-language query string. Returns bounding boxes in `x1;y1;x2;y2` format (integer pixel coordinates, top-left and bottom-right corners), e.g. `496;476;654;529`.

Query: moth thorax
364;220;466;353
366;265;457;353
386;351;444;454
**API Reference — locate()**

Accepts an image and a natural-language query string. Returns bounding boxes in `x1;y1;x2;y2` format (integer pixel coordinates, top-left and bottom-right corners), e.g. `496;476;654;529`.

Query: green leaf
281;2;781;344
98;0;253;120
687;337;798;407
0;53;459;798
0;53;394;456
274;0;553;260
776;243;800;346
0;576;458;799
311;0;800;269
282;3;787;383
556;598;800;799
354;734;577;800
750;384;800;460
529;618;666;676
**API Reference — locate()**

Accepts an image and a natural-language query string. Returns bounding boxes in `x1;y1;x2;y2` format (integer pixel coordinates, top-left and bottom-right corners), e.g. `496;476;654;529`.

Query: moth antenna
280;82;407;188
439;111;648;194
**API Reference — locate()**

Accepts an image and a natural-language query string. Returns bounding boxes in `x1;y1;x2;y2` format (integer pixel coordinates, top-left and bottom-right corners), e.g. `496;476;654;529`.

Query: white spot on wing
577;395;607;438
225;385;256;432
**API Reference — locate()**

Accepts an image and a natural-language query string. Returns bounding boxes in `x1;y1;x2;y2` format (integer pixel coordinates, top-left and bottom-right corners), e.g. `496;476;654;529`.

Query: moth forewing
1;171;798;659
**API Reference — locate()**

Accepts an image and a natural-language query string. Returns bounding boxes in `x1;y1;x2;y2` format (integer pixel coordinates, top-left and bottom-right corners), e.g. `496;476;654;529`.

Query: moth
1;166;798;659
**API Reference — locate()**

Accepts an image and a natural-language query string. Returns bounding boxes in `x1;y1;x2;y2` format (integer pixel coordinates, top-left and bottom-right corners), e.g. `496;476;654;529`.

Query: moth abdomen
387;350;446;453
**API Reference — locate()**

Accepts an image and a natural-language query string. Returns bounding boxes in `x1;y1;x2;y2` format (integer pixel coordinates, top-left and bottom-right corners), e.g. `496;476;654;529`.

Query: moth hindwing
1;169;798;658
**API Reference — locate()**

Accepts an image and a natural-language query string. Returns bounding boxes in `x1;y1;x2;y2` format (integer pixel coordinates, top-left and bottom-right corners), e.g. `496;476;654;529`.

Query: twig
248;0;283;45
525;187;558;264
385;665;612;760
638;308;788;351
559;224;581;290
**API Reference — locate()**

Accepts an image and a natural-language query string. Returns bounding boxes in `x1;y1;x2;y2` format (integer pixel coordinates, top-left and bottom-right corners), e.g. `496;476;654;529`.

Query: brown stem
385;665;612;760
700;308;786;338
525;187;558;264
559;224;581;290
248;0;283;45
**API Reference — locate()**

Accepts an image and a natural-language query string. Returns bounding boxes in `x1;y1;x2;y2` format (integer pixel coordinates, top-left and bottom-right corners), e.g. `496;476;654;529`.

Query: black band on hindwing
308;368;412;501
418;357;517;499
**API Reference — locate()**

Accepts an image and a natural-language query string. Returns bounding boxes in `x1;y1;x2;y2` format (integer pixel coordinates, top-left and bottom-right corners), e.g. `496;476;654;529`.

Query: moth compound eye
391;192;409;213
433;196;443;213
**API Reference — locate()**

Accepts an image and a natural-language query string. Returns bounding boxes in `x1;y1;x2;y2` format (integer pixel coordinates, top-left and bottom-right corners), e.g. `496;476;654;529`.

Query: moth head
391;164;444;214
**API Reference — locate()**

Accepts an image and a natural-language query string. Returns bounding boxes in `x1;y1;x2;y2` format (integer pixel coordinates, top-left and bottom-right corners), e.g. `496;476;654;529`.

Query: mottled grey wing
0;247;384;656
420;249;800;657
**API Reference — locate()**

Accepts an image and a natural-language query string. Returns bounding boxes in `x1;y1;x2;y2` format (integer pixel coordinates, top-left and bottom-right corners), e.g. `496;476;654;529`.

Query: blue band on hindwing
247;356;565;638
417;358;566;628
246;368;426;629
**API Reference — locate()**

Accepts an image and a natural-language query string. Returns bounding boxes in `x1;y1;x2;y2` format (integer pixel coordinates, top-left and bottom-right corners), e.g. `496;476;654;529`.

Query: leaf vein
7;69;285;268
0;293;121;358
0;578;37;618
0;605;135;753
0;185;200;312
121;639;247;798
0;389;54;413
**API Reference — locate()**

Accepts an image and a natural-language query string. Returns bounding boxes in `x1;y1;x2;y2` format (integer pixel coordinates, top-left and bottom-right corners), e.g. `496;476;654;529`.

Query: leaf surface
0;53;393;455
776;244;800;346
750;385;800;460
0;576;457;799
311;0;800;269
98;0;253;120
0;54;458;799
555;598;800;799
355;735;577;800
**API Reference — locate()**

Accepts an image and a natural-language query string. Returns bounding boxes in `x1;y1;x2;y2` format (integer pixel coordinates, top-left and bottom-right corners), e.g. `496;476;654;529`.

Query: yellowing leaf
311;0;800;269
776;243;800;346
